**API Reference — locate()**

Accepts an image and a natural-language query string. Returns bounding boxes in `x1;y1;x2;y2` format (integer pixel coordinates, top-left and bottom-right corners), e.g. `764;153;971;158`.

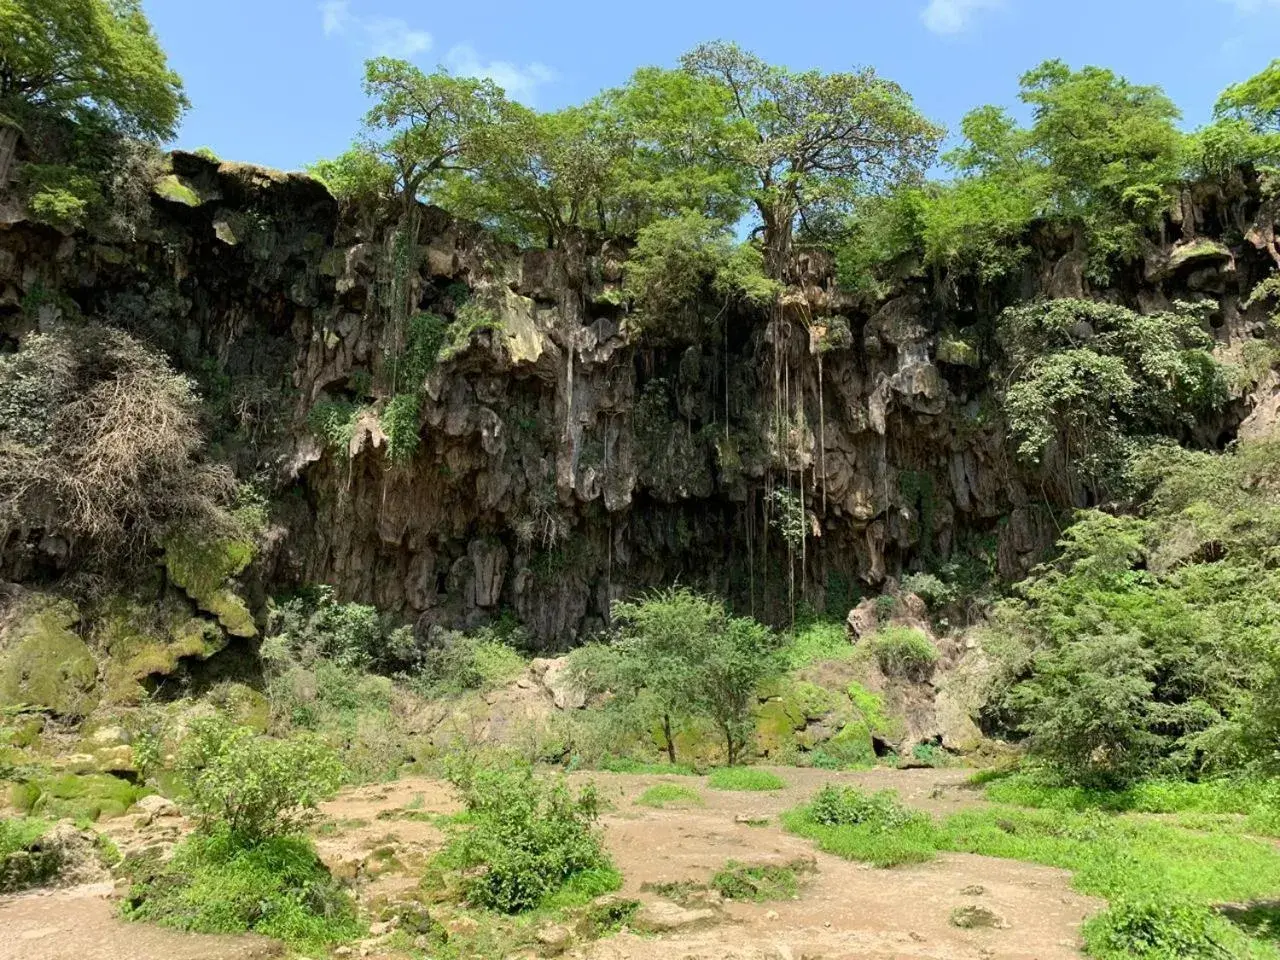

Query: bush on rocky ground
428;755;617;914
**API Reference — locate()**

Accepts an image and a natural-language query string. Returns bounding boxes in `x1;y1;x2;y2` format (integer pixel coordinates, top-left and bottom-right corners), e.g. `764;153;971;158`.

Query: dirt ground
0;766;1099;960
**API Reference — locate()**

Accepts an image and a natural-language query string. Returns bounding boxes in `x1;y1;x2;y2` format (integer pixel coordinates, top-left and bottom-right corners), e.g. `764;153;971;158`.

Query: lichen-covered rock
0;822;109;893
162;535;257;637
0;601;97;718
95;600;227;704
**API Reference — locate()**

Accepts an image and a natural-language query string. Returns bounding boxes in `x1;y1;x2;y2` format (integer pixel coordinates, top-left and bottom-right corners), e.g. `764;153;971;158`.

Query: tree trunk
0;123;19;192
663;714;677;765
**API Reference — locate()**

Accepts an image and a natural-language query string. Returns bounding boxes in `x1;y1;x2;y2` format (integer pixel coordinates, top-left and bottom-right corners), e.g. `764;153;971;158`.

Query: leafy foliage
432;758;614;914
681;41;942;276
997;298;1225;496
868;626;938;680
0;0;187;141
122;830;361;951
415;627;527;696
838;59;1188;287
176;717;343;844
264;585;417;674
982;441;1280;785
623;212;776;337
1083;899;1232;960
606;588;784;765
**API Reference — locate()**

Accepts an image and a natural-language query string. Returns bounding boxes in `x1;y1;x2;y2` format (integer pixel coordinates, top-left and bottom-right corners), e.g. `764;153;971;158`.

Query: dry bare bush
0;324;235;567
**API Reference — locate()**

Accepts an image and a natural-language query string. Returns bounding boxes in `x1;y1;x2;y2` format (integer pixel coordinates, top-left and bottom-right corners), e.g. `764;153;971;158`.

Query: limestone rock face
0;152;1273;650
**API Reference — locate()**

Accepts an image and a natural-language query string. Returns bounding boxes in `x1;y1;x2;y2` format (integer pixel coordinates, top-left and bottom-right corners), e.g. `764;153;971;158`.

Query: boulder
633;899;720;933
134;794;180;819
532;657;586;711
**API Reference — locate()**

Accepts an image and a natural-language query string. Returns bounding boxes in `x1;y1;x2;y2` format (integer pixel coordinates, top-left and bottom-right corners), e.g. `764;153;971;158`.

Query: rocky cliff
2;151;1277;647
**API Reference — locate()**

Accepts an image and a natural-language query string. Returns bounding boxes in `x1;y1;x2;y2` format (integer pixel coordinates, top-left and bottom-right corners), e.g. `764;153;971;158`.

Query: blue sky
144;0;1280;173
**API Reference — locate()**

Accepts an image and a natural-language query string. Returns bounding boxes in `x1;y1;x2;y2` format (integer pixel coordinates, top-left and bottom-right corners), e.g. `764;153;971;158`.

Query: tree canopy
0;0;186;140
680;41;942;276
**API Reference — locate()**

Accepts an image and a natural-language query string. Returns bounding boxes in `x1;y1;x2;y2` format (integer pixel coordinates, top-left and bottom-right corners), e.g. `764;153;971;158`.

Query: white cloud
445;44;555;104
320;0;351;36
365;18;433;58
319;2;433;58
921;0;1004;34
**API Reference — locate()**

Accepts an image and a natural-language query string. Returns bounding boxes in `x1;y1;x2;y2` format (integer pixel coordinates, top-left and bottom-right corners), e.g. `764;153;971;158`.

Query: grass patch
782;618;853;669
121;830;363;952
707;767;785;791
867;626;938;679
782;785;938;867
940;806;1280;904
635;784;703;809
784;776;1280;957
711;860;808;901
0;816;56;893
984;772;1280;818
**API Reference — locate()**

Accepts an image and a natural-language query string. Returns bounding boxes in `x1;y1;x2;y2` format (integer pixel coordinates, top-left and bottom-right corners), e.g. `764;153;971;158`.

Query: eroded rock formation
2;152;1277;647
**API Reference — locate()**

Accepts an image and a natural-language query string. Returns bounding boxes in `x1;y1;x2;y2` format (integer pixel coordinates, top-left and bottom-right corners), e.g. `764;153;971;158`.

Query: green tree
603;66;753;228
1216;59;1280;134
623;211;776;336
609;588;782;766
692;611;781;765
0;0;187;140
354;58;510;217
997;298;1225;496
1019;60;1182;262
680;41;942;277
1185;60;1280;179
441;100;633;248
609;588;723;764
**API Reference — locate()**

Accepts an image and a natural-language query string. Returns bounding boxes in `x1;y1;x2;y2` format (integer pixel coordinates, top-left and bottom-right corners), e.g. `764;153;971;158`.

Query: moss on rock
152;174;202;207
162;535;257;637
95;601;228;704
0;602;98;718
12;772;147;822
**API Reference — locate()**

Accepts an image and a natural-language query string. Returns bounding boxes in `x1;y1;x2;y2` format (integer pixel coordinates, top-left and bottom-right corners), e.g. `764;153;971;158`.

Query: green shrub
417;628;526;696
177;717;342;844
381;393;421;464
711;860;805;901
121;830;361;951
1083;900;1233;960
635;784;702;808
265;585;417;673
707;767;785;791
783;786;938;867
900;573;957;609
432;760;615;914
808;784;918;831
868;627;938;679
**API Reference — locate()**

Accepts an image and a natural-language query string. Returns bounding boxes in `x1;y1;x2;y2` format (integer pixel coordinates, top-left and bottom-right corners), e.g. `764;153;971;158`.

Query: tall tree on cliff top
0;0;186;139
354;57;511;218
680;41;942;279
